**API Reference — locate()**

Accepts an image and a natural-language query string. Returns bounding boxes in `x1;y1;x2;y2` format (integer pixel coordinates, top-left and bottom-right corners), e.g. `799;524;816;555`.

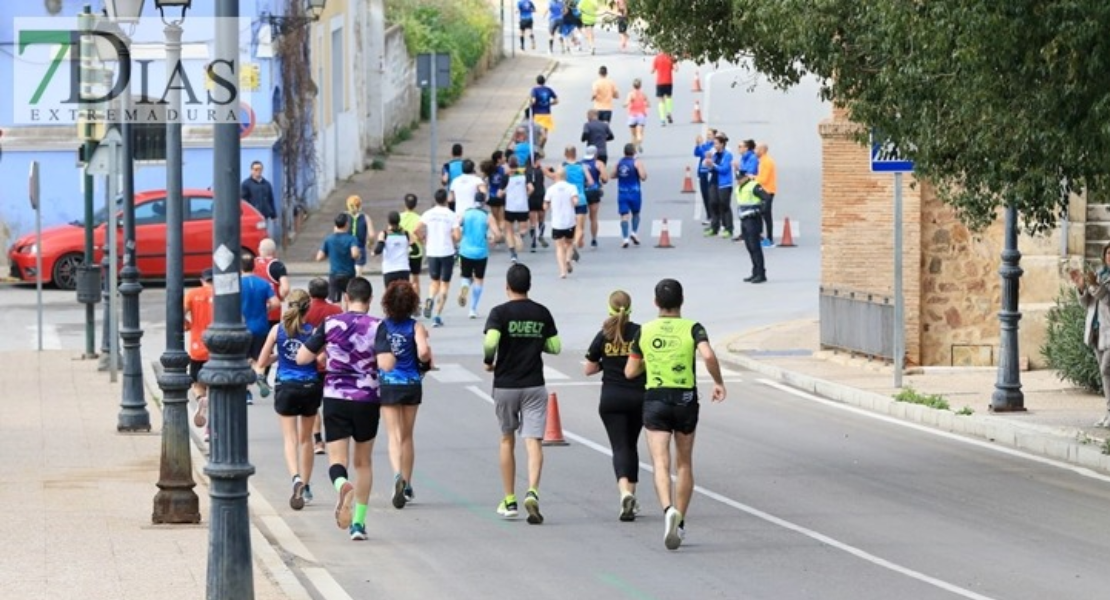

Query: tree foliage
631;0;1110;231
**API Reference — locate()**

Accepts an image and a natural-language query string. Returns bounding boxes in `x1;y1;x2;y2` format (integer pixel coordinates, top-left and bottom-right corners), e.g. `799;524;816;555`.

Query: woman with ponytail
584;289;646;521
256;289;324;511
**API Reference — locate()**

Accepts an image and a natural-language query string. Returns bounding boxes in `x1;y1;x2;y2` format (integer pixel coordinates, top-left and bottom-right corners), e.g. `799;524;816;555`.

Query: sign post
417;53;451;199
29;161;42;351
870;134;914;389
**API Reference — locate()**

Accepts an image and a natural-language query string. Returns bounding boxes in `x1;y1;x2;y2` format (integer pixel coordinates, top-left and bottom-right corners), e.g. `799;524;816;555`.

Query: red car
7;189;269;290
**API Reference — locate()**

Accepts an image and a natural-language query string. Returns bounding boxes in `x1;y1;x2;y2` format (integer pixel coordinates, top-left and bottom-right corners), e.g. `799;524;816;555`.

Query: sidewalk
718;319;1110;473
2;350;304;600
284;53;558;267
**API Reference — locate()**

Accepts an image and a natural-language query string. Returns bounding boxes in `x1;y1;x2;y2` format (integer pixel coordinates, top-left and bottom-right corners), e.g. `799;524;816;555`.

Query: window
134;198;168;225
188;197;215;221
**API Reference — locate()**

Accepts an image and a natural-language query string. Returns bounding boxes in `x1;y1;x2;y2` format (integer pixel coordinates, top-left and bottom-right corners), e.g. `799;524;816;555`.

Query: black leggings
599;387;644;482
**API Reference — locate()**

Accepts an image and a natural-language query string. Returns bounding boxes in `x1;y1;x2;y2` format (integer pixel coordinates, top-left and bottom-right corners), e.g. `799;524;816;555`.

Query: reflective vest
735;180;760;206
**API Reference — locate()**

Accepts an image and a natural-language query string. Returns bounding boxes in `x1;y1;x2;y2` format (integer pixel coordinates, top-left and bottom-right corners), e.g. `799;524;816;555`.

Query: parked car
7;189;269;290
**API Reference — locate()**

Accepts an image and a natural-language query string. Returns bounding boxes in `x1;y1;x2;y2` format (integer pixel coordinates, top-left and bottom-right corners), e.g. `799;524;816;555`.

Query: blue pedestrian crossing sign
870;132;914;173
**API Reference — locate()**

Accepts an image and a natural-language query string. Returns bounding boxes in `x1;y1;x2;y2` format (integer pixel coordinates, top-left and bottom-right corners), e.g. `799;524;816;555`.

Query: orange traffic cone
692;69;702;92
681;166;695;193
779;217;796;247
655;218;675;249
692;100;704;123
542;393;569;446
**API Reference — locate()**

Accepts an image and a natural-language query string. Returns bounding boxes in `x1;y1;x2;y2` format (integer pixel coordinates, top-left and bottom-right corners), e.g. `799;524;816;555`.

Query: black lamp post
263;0;327;37
151;0;200;524
991;204;1026;412
201;0;257;596
103;0;151;433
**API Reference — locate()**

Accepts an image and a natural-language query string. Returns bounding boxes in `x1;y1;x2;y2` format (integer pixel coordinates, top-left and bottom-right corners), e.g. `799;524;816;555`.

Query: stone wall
381;24;420;141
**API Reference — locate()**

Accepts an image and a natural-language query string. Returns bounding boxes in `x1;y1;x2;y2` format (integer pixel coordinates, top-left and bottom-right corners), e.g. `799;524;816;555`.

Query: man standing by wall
242;160;278;241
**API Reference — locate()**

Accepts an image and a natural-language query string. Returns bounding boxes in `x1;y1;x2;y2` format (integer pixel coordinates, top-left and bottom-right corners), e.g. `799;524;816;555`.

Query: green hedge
1041;287;1102;393
387;0;499;117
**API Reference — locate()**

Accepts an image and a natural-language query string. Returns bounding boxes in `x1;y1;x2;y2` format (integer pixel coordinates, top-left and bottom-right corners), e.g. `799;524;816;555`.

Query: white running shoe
619;493;636;522
664;507;683;550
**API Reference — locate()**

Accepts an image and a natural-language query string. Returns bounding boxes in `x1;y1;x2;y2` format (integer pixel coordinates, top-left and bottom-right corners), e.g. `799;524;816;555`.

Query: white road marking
758;378;1110;485
303;567;356;600
427;363;483;384
465;384;1001;600
548;378;742;388
543;366;570;380
248;482;317;562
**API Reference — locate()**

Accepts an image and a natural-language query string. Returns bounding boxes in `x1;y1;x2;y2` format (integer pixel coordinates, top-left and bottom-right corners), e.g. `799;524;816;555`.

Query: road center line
758;378;1110;485
465;384;1000;600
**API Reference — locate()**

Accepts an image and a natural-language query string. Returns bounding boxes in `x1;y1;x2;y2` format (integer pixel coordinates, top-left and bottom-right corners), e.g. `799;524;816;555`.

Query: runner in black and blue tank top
612;143;647;248
581;145;607;249
256;289;324;512
374;280;434;509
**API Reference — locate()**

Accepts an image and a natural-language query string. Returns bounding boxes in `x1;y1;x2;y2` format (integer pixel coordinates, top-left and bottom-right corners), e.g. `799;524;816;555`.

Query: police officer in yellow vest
625;278;726;550
735;171;773;284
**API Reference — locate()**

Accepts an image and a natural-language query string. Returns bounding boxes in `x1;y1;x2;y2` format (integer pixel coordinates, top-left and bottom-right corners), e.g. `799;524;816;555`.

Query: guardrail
819;287;894;360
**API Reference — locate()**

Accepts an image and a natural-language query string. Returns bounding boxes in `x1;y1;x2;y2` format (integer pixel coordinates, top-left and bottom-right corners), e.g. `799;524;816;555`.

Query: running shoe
510;250;519;263
524;490;544;525
290;481;306;511
432;316;444;328
530;240;537;253
303;485;314;505
256;374;272;398
539;236;549;248
246;390;254;405
566;260;574;274
619;492;636;522
192;396;208;428
622;239;630;249
703;229;717;237
423;298;433;318
497;499;519;519
572;248;580;262
314;441;326;455
630;234;640;246
637;144;644;154
469;310;478;319
349;523;368;541
719;229;732;239
457;284;469;307
761;238;775;248
391;474;407;509
590;239;598;248
404;484;415;503
667;114;674;124
335;481;354;529
664;507;683;550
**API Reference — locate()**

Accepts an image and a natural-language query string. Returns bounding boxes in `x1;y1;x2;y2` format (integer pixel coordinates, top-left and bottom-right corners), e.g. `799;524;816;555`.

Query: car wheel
52;252;84;290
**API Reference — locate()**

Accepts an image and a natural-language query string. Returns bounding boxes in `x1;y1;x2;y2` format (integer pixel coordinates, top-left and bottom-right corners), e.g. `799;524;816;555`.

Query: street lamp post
152;1;200;523
202;0;256;596
991;204;1026;412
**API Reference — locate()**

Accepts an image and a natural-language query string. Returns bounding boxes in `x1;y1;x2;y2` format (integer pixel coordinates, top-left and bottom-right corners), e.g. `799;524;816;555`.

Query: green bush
892;386;951;411
387;0;499;117
1042;287;1102;393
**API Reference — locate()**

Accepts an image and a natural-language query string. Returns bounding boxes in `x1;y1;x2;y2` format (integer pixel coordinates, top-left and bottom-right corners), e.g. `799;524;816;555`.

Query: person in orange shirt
755;143;778;246
591;65;620;123
184;269;215;429
650;52;676;125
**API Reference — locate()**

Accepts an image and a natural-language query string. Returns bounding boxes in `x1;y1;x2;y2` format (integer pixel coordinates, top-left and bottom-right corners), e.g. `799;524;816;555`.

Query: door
183;196;216;276
133;196;168;276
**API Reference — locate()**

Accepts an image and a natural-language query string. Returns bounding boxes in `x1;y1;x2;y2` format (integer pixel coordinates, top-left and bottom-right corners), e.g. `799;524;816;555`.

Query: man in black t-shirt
483;263;561;525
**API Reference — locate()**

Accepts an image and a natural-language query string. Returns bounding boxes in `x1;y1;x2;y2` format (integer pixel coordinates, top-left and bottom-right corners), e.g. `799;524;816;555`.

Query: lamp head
103;0;144;23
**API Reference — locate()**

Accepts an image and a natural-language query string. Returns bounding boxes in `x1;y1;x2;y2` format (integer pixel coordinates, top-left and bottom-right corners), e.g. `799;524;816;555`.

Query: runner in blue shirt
547;145;593;263
612;143;647;248
518;0;537;51
453;193;502;318
546;0;565;54
241;253;279;404
530;74;559;134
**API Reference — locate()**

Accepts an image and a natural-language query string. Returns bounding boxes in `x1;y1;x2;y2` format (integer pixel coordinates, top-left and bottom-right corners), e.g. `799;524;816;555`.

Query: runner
612;143;647;248
399;193;425;308
441;143;466;190
345;195;375;277
253;237;290;388
316;213;360;307
550;145;593;261
448;159;487;214
624;278;727;550
295;277;383;542
543;167;579;279
255;289;322;511
185;268;215;434
241;252;280;405
454;192;502;318
530;74;559;135
584;289;645;521
591;66;620;124
517;0;537;51
578;0;599;54
581;145;608;249
503;155;533;261
560;0;582;52
545;0;565;54
375;280;434;509
624;78;649;153
413;189;458;328
581;108;614;165
305;277;342;456
526;155;549;252
614;0;630;52
372;211;415;290
483;151;509;244
483;263;561;524
651;51;676;126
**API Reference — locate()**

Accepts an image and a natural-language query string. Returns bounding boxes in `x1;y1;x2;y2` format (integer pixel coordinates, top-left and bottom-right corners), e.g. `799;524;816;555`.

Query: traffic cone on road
655;218;675;249
779;217;797;247
692;100;704;124
542;393;569;446
681;167;695;193
692;69;703;92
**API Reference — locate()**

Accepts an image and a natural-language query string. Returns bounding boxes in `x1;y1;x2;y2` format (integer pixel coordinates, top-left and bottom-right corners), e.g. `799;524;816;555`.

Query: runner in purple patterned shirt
297;276;382;541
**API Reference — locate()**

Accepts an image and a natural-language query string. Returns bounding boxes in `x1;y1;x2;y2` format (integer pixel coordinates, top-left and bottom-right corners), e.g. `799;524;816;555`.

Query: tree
631;0;1110;231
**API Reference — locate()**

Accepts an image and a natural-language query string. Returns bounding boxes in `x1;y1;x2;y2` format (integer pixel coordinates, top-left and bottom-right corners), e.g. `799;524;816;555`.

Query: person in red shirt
185;269;215;430
650;52;676;126
305;277;342;454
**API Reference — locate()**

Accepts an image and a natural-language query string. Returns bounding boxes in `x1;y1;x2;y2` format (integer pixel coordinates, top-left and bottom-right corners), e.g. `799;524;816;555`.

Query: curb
714;334;1110;475
147;360;317;600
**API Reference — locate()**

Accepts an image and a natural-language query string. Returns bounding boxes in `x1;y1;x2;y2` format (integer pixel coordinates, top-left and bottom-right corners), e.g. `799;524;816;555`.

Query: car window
188;197;215;221
135;198;168;225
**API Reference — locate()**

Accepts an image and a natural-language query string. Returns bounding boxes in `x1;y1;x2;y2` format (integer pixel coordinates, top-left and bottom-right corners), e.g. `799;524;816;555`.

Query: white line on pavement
758;378;1110;486
303;567;356;600
465;384;1001;600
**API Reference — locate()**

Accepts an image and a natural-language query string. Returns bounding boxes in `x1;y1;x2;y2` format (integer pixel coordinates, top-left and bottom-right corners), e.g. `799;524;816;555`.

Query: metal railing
819;287;894;360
